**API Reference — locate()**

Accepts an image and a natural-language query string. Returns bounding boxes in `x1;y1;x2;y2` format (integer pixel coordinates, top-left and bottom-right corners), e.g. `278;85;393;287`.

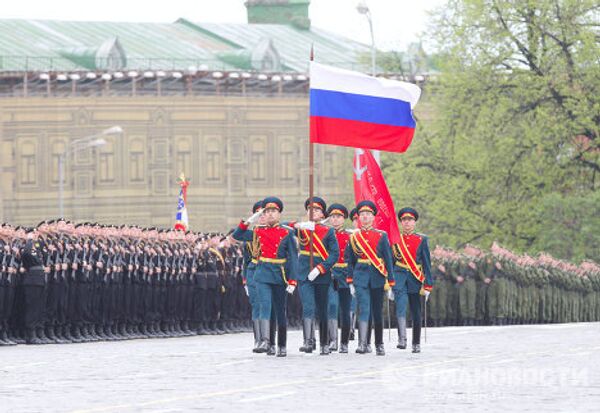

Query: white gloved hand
424;290;431;302
387;289;395;301
294;221;315;231
308;267;320;282
286;285;296;295
349;284;356;297
245;209;263;225
244;285;249;296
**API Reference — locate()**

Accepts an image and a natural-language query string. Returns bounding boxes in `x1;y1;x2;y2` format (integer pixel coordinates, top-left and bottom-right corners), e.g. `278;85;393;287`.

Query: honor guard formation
1;201;599;356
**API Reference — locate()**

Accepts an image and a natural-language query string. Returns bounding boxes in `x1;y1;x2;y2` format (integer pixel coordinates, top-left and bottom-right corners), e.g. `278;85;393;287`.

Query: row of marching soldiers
233;196;433;357
0;220;250;345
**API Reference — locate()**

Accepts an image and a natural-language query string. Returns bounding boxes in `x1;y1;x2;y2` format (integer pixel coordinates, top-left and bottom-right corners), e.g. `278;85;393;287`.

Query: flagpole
309;45;315;269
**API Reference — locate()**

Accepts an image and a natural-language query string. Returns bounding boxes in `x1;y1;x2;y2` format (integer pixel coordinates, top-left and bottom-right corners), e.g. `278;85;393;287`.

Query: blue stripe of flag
310;89;415;128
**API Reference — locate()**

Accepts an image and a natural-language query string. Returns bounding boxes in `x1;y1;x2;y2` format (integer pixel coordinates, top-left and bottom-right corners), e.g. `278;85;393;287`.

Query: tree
383;0;600;261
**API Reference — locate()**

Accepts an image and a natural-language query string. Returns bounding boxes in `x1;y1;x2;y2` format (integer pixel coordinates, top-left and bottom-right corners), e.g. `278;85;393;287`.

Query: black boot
276;324;287;357
104;325;117;341
412;344;421;353
119;323;129;339
94;324;106;340
328;319;338;352
9;329;26;345
197;321;210;335
355;321;368;354
299;318;313;353
37;327;52;344
84;325;98;342
252;320;260;353
26;328;43;345
374;322;385;355
365;319;373;353
77;325;91;342
45;326;62;344
340;324;350;353
396;317;407;349
70;325;84;343
255;320;270;353
215;321;226;335
0;329;17;346
319;319;330;355
58;325;73;343
349;312;356;341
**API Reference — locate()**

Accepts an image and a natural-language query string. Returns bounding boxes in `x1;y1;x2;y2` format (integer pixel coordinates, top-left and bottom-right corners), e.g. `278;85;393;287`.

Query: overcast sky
1;0;446;51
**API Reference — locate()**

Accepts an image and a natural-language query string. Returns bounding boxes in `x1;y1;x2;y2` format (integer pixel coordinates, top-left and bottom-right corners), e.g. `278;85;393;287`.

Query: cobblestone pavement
1;323;598;412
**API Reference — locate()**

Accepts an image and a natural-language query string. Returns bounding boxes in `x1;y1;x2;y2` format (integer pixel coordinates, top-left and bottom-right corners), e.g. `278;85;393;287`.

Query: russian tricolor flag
174;179;189;231
309;62;421;153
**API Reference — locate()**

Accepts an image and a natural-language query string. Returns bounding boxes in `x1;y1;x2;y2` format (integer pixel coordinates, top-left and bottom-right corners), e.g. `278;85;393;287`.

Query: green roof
0;18;371;72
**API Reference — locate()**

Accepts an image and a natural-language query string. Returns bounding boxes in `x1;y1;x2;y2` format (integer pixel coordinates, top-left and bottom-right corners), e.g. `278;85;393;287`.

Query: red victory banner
353;149;400;244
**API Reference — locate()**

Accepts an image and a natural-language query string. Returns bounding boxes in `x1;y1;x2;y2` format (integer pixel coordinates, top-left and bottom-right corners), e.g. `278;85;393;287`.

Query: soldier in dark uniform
19;229;47;344
0;224;18;345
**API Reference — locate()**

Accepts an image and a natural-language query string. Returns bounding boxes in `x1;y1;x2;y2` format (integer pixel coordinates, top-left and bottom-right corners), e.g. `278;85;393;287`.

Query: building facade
0;0;431;230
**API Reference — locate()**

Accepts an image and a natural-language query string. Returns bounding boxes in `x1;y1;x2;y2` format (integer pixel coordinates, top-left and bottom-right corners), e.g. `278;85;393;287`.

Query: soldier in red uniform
344;200;395;356
326;204;353;353
393;207;433;353
232;197;298;357
293;197;340;355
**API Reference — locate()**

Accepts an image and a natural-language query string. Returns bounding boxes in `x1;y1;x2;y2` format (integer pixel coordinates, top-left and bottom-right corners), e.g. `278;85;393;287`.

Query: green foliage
383;0;600;262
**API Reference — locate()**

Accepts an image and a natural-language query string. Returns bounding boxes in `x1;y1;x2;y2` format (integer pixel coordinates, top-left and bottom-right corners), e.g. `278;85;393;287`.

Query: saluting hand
245;209;263;225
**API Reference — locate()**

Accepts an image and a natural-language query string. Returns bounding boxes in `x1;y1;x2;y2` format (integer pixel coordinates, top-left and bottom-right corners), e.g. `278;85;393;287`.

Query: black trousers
23;285;45;330
270;284;287;347
313;283;330;345
408;293;422;345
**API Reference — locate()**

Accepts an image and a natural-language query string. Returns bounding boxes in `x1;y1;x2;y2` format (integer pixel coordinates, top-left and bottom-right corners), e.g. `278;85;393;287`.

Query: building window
206;141;221;182
250;139;266;181
99;139;115;183
129;139;144;182
20;142;36;185
51;141;66;185
176;139;192;177
280;141;295;182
